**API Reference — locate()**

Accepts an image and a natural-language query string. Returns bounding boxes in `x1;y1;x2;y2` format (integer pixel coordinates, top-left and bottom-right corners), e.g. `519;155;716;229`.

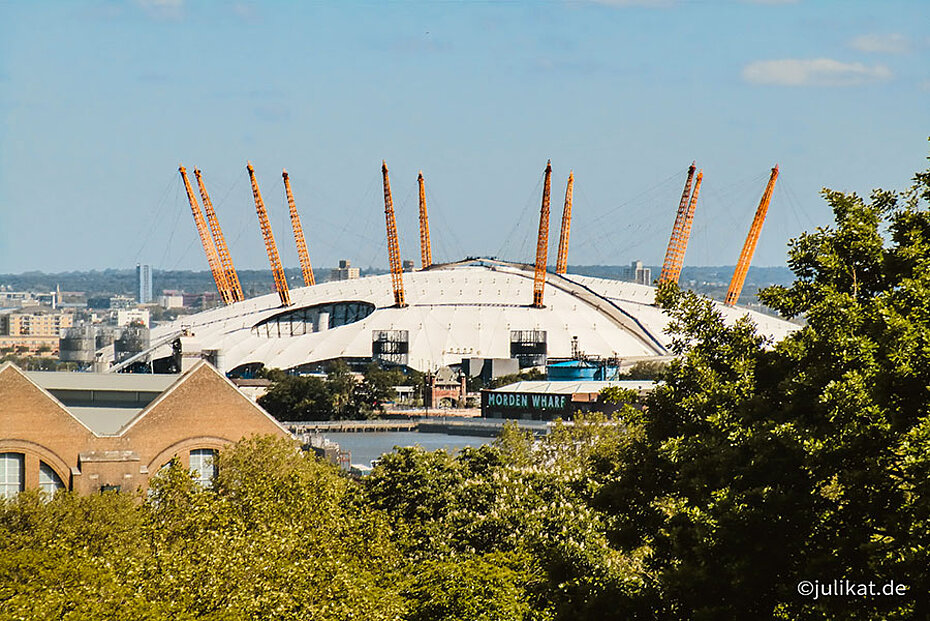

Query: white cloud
742;58;892;86
849;33;911;54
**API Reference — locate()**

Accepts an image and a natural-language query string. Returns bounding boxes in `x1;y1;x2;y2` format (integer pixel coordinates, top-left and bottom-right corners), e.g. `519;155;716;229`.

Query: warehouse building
0;361;289;497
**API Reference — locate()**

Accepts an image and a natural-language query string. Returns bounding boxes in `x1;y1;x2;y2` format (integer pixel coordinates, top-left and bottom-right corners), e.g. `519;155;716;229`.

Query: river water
322;431;495;467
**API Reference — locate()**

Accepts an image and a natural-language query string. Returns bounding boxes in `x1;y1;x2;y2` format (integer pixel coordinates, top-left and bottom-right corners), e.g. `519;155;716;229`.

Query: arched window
39;462;65;495
189;449;217;488
0;453;24;499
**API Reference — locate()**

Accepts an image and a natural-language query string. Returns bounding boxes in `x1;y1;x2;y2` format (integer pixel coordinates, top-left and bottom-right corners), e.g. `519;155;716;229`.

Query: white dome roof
138;259;798;373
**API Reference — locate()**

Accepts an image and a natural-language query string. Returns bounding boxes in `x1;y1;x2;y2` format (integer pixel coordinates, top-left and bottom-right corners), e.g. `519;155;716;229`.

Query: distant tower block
136;264;153;304
623;261;651;286
330;260;360;282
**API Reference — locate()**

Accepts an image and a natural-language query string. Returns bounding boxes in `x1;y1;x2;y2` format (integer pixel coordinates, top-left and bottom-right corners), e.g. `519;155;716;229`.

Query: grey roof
490;380;657;394
67;407;142;436
26;371;179;393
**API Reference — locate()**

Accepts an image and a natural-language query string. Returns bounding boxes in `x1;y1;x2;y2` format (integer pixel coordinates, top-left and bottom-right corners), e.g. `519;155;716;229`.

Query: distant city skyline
1;0;928;274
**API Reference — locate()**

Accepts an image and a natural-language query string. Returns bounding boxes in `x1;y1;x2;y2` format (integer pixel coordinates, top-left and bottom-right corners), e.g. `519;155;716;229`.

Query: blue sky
1;0;928;274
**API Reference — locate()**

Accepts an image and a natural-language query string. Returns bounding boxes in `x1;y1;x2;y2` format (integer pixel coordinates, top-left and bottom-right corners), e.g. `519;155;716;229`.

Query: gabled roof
117;360;290;438
0;362;97;435
2;361;288;438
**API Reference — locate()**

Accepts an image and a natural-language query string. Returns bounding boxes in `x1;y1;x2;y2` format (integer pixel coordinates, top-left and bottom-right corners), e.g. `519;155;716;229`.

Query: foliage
598;385;639;405
619;359;668;381
486;368;546;390
0;437;405;621
365;416;648;620
404;552;542;621
0;490;159;619
258;361;406;421
585;154;930;619
144;436;405;620
0;353;78;371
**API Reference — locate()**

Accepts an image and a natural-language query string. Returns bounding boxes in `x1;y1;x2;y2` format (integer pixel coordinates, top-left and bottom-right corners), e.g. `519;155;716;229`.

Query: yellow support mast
532;160;553;308
246;162;291;307
194;168;245;302
659;162;697;284
666;170;703;285
179;165;233;305
282;170;315;287
725;165;779;306
418;171;433;269
555;171;574;275
382;161;407;307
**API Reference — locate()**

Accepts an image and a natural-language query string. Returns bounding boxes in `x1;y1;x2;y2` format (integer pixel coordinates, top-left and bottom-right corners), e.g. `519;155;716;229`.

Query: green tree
619;359;667;380
258;373;333;421
590;153;930;619
142;436;406;620
404;552;545;621
0;490;165;619
365;418;647;621
327;360;359;419
354;363;404;416
0;437;408;621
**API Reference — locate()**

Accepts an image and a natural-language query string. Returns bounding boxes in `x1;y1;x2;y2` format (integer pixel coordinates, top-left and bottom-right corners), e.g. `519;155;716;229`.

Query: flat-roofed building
329;259;360;282
0;361;290;496
481;379;656;420
0;308;75;354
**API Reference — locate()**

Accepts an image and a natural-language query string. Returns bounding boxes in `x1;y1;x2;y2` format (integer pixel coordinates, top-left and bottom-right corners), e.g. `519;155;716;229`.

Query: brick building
0;361;290;496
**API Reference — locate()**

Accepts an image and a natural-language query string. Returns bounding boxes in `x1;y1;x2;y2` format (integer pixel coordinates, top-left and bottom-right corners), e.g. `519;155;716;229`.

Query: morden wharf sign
482;390;570;417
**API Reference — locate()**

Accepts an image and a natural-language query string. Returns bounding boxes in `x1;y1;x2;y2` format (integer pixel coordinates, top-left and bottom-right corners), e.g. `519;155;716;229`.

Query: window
189;449;217;488
39;462;65;495
251;301;375;338
0;453;24;499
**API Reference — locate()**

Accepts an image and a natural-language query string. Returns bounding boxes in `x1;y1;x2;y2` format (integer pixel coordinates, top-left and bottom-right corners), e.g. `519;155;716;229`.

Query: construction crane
658;162;697;284
418;171;433;269
194;169;245;302
382;161;407;307
555;171;574;274
532;160;553;308
282;170;315;287
179;165;233;305
725;165;779;306
246;162;291;307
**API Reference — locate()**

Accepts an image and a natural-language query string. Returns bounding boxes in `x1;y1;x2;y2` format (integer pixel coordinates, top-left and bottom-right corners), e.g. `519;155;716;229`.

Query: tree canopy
258;361;407;421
